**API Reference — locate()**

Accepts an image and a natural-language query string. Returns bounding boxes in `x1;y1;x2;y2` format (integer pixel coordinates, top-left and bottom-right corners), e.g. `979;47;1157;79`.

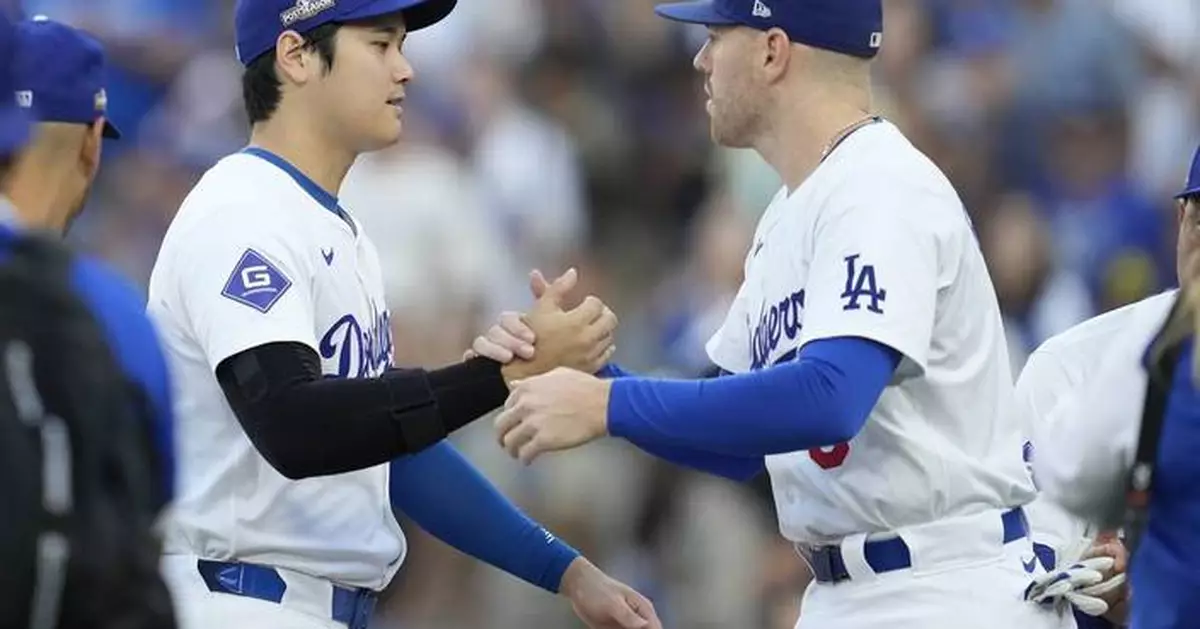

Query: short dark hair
241;10;409;126
242;22;340;126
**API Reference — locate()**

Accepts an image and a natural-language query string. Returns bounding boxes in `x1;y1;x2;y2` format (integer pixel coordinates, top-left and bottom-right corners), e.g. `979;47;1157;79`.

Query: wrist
558;556;596;598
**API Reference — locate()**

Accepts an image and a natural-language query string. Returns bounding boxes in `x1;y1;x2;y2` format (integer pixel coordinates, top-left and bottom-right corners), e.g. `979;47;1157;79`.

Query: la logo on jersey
841;254;886;314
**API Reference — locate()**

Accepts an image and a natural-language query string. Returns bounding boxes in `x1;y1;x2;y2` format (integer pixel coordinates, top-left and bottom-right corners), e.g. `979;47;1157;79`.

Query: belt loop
838;533;877;582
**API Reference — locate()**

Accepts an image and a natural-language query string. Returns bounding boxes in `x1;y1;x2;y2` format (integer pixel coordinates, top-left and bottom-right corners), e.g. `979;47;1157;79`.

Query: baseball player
145;1;661;629
480;1;1064;628
0;15;175;505
1033;148;1200;629
1011;186;1200;627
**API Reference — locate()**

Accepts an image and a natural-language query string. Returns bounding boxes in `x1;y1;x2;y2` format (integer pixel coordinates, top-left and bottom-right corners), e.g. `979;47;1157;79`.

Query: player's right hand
492;269;618;382
559;557;662;629
464;269;578;364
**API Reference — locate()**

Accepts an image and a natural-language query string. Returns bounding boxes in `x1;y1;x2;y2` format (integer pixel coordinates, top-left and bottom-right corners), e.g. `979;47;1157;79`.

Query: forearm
217;342;508;479
390;442;579;593
608;337;900;457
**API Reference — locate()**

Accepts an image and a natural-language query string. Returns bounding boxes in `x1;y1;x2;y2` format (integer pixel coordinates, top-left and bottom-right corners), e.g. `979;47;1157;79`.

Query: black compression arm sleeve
215;342;509;480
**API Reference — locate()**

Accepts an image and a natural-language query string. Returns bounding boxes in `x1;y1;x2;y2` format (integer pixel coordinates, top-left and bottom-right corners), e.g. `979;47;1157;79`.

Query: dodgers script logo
750;289;805;370
319;301;394;378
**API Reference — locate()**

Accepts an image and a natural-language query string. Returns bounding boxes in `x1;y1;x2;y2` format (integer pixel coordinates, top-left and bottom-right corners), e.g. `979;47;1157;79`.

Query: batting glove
1023;557;1126;617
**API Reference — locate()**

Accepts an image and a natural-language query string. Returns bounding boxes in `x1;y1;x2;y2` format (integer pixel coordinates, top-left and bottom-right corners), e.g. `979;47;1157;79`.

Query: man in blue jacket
0;15;175;504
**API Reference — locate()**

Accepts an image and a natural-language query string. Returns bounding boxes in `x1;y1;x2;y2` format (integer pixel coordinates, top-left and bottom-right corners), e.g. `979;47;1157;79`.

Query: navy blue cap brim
1175;186;1200;200
342;0;457;31
654;0;741;26
0;106;30;155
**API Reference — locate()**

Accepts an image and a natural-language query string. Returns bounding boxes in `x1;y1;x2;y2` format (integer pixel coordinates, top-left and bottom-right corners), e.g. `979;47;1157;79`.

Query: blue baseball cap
1178;145;1200;199
14;17;120;139
0;9;29;155
655;0;884;59
235;0;458;67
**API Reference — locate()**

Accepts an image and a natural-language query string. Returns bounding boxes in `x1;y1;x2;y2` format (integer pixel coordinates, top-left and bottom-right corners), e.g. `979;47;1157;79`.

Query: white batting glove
1024;557;1125;616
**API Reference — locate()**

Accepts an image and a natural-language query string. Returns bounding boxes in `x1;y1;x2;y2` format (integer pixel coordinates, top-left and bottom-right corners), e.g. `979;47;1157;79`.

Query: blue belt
197;559;378;629
805;508;1028;584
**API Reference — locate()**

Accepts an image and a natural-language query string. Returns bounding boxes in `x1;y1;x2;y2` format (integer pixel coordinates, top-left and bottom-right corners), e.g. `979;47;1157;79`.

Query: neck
753;82;873;193
249;107;356;198
5;155;72;233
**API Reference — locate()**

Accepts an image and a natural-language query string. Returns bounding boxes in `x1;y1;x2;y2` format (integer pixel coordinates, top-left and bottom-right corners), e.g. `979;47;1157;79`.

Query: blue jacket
0;225;175;501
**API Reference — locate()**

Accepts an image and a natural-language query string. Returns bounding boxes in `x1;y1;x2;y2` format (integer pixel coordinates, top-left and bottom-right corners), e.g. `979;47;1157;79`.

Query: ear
274;30;317;85
761;28;791;81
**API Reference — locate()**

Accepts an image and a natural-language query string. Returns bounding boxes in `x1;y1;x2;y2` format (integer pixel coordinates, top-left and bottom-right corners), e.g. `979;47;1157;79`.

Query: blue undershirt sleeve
389;441;579;593
597;364;763;480
607;336;901;458
596;363;633;379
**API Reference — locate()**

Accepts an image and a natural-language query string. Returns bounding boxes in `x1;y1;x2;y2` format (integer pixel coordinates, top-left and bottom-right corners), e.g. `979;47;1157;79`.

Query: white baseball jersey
1016;290;1176;558
147;150;406;589
1033;291;1177;522
706;120;1035;544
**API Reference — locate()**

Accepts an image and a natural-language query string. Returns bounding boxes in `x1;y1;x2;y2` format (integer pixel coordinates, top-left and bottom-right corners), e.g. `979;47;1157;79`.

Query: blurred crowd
27;0;1200;627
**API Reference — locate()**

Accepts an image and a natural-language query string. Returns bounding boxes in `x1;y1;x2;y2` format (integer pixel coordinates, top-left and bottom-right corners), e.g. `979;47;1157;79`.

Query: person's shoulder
70;256;147;321
821;121;962;214
1031;290;1178;367
163;153;300;252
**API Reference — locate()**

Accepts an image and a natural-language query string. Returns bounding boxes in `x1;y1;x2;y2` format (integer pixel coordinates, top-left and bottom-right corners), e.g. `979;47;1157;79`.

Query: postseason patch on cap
221;248;293;313
281;0;337;27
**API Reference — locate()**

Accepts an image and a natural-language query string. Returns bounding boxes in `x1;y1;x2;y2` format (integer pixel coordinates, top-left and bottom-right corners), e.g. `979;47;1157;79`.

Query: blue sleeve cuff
608;337;900;457
596;363;633;379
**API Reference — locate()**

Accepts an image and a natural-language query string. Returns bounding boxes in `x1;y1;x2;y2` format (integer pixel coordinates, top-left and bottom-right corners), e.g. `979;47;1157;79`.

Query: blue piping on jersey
241;147;357;235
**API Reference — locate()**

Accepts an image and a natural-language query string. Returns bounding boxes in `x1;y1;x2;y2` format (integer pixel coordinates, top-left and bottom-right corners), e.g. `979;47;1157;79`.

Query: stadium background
25;0;1200;627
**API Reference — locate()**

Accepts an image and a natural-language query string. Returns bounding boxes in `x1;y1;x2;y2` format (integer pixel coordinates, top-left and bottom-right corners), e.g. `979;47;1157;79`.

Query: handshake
466;268;618;383
465;268;621;464
464;269;665;629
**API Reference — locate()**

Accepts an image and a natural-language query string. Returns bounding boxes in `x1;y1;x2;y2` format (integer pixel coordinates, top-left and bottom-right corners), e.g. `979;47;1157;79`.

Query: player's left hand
1023;556;1124;617
1083;532;1130;623
495;367;611;464
560;557;663;629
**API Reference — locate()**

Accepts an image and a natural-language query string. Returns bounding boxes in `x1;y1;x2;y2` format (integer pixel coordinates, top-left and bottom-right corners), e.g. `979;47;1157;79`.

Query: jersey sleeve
797;179;945;375
171;217;318;370
1015;347;1076;436
1033;331;1146;523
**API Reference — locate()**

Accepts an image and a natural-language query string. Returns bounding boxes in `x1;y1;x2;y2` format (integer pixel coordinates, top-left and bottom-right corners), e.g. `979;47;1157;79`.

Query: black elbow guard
381;369;446;452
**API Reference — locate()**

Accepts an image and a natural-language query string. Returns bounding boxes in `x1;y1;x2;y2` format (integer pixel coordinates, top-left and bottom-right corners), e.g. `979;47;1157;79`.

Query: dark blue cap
0;9;29;155
655;0;884;59
1178;145;1200;199
15;16;120;139
235;0;458;67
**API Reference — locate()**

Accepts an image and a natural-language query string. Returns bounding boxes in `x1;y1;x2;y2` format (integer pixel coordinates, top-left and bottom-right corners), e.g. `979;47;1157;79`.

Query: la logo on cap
94;89;108;113
870;32;882;48
15;91;32;109
751;0;772;19
280;0;337;28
